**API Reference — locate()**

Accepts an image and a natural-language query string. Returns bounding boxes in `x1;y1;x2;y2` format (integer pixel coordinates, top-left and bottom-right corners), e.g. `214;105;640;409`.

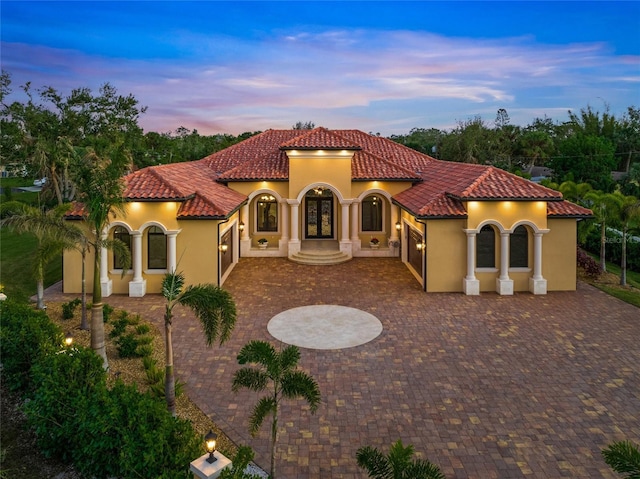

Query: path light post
205;430;217;464
64;332;74;347
189;430;231;479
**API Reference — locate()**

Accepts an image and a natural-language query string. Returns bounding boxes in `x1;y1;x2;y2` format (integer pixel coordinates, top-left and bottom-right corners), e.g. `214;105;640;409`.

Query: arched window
147;226;167;269
113;226;131;270
362;195;383;231
510;225;529;268
476;225;495;268
257;195;278;232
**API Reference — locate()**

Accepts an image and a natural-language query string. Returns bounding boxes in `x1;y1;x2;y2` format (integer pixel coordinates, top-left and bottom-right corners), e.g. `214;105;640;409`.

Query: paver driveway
52;258;639;478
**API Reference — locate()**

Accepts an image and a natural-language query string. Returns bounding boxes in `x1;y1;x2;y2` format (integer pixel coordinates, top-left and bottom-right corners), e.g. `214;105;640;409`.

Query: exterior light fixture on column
64;332;74;347
416;242;425;251
204;430;218;464
238;221;245;233
219;244;228;254
395;221;402;231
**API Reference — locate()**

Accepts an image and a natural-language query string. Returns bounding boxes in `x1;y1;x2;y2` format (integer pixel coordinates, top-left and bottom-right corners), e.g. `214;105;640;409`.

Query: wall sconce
64;332;74;347
395;221;402;231
219;244;228;255
205;430;218;464
238;221;245;233
313;186;325;195
416;242;425;251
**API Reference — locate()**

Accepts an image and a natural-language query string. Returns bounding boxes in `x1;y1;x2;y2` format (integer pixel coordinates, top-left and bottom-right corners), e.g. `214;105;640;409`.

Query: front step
289;249;351;265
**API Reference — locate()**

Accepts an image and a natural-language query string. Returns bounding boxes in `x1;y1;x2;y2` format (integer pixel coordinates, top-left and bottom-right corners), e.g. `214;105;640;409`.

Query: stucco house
63;127;591;297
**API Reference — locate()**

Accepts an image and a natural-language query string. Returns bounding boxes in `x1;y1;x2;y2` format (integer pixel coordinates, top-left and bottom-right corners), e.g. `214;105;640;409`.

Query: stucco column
128;231;146;297
166;231;178;273
350;201;359;241
529;232;547;295
280;200;289;240
341;202;350;242
463;230;480;295
390;206;400;242
100;230;112;297
496;232;513;295
288;200;301;256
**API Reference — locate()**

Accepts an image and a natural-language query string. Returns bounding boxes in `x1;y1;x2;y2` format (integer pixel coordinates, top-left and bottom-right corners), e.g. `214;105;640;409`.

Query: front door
305;190;334;238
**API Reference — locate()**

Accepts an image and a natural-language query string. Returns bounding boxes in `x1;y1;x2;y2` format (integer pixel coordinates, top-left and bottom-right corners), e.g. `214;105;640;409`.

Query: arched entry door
305;188;333;238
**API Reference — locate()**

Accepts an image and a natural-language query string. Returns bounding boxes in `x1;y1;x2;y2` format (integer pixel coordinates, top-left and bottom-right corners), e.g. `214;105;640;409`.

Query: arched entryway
305;187;334;239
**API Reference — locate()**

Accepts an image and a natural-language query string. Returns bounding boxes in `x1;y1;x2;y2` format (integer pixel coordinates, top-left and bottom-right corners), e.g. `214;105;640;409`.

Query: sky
1;1;639;136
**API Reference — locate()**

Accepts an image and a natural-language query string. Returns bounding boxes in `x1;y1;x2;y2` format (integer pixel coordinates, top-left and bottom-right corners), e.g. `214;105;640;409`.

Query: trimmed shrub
0;301;62;392
577;247;602;279
61;298;81;320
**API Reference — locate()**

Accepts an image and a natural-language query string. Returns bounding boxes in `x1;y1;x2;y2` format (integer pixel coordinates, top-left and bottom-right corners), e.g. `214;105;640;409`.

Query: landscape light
205;430;218;464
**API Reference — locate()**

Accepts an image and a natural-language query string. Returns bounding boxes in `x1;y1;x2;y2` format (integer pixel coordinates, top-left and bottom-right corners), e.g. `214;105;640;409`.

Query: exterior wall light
416;242;425;251
205;430;218;464
219;244;228;254
64;332;74;347
395;221;402;231
238;221;245;232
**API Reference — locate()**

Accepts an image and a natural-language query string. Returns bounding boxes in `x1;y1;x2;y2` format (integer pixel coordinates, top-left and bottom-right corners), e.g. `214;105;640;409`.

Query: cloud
2;27;637;135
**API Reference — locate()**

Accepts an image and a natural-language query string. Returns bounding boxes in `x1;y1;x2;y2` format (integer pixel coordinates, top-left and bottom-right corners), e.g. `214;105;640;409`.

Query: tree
231;340;321;479
615;194;640;286
602;440;640;479
292;121;315;130
356;439;445;479
583;191;622;272
1;202;83;309
161;270;236;416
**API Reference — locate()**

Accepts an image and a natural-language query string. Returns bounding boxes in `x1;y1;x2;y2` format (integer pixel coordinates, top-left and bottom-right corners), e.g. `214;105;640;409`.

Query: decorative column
529;231;547;295
496;232;513;295
390;206;400;243
128;231;146;297
288;200;301;256
279;199;289;255
100;230;112;297
340;200;353;257
463;230;480;295
240;203;251;256
350;201;360;252
166;231;178;273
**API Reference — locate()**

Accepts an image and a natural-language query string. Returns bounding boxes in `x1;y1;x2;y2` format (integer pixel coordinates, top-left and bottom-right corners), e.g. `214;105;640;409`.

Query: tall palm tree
161;270;236;416
616;194;640;286
583;191;623;272
232;340;321;479
1;201;83;309
356;440;446;479
602;440;640;479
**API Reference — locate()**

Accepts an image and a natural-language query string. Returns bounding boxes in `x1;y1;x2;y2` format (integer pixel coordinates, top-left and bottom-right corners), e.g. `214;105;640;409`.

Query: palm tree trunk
36;278;45;309
620;227;627;286
271;406;278;479
80;249;88;330
91;247;108;370
164;311;176;417
600;222;607;272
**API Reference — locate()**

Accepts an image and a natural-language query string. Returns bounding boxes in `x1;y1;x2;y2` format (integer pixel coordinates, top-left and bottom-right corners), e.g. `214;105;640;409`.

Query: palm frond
387;439;414;474
237;340;277;368
602;441;640;478
161;270;185;302
404;461;447;479
279;344;301;372
178;284;237;346
248;396;276;437
356;446;391;479
281;370;321;413
232;367;269;393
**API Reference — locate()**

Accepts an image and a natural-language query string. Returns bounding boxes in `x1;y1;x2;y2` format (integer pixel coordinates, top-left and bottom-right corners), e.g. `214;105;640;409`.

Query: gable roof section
547;200;592;218
280;127;362;150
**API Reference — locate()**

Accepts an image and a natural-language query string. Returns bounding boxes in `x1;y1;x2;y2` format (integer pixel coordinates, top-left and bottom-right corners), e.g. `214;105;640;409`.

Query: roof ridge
280;127;362;150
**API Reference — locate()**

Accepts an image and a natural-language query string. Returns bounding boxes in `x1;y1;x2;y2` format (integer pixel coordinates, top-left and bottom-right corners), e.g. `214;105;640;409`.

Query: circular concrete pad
267;305;383;350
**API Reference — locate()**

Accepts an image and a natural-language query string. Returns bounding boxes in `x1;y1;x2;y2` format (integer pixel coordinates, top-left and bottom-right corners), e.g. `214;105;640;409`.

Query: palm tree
1;201;83;309
231;340;321;479
161;270;237;416
356;440;446;479
583;191;622;272
602;440;640;478
615;194;640;286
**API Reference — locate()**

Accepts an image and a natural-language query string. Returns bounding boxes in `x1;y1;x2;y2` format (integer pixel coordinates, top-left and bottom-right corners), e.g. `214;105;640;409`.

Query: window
148;226;167;269
476;225;495;268
113;226;131;269
510;225;529;268
362;195;383;231
257;195;278;232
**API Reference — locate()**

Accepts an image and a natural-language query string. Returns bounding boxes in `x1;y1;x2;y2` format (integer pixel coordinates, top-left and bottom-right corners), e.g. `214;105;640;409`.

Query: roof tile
279;127;361;150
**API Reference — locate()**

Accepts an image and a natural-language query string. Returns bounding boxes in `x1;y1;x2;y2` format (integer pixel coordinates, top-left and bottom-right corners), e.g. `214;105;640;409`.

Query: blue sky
2;1;639;136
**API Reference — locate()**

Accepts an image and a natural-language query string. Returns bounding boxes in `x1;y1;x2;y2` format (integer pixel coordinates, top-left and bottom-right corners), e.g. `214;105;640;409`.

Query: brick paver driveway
58;258;640;478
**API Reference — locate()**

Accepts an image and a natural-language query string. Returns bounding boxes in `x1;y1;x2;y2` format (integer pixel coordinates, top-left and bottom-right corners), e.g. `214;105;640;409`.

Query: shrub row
0;300;201;478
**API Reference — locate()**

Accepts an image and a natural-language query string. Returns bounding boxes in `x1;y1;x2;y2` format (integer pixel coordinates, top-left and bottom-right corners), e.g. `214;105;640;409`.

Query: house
63;127;591;297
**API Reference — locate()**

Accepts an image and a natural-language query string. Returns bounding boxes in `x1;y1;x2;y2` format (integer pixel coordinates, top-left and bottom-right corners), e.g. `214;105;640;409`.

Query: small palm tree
615;195;640;286
356;439;446;479
232;340;321;479
602;440;640;479
583;190;623;272
161;270;237;416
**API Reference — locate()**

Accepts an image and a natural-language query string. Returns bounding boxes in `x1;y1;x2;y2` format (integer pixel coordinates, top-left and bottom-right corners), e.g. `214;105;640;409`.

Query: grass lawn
583;251;640;308
0;228;62;303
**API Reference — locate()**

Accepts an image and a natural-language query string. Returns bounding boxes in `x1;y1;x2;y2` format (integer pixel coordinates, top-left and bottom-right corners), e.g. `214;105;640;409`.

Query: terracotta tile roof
280;127;362;150
352;150;421;181
123;162;246;219
547;200;593;218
